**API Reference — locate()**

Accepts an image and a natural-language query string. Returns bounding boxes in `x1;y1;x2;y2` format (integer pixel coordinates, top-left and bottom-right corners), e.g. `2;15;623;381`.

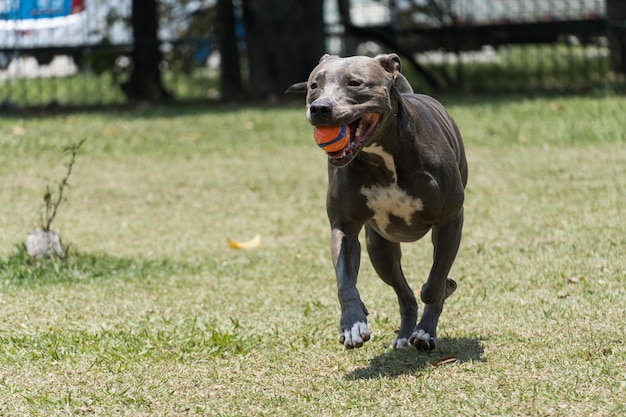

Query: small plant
25;139;86;259
41;139;86;232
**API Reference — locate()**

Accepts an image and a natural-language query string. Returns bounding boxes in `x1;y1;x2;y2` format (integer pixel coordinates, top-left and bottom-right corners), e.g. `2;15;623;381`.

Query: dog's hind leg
411;211;463;350
365;224;418;349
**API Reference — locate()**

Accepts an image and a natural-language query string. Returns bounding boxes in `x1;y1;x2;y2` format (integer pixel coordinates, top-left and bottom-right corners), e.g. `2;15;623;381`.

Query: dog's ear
285;82;308;94
285;55;339;94
375;53;402;75
319;54;339;63
375;53;414;94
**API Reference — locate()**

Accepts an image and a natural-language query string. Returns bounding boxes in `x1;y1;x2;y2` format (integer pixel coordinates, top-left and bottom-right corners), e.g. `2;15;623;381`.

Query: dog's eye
310;82;318;89
348;80;362;87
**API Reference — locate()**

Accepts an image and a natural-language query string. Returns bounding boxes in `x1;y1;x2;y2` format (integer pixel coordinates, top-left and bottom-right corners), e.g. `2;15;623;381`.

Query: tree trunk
242;0;324;99
607;0;626;75
216;0;244;100
122;0;171;101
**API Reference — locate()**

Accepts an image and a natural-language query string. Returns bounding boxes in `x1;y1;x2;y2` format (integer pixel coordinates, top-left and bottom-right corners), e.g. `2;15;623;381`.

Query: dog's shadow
346;336;486;380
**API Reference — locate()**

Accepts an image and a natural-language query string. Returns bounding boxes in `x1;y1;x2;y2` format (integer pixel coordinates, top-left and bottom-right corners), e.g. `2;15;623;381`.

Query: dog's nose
310;98;332;116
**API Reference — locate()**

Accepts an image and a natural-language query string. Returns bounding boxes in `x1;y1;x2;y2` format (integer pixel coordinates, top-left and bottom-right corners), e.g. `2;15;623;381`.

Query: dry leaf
228;234;261;249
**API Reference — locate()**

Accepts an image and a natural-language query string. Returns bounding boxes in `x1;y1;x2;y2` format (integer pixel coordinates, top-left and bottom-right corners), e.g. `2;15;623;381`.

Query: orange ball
313;125;350;153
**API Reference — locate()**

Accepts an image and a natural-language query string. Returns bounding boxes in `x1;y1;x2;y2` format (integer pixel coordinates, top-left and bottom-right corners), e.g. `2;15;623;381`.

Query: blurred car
0;0;215;72
0;0;94;68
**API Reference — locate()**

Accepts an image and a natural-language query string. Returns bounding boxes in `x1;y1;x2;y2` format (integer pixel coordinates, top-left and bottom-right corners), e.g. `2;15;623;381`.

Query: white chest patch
360;145;424;232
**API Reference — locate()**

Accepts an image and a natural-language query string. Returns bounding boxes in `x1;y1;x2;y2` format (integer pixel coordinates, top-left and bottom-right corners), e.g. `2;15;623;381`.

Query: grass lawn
0;93;625;416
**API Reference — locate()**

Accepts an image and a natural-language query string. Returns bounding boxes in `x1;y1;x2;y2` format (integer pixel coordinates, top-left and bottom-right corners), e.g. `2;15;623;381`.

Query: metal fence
330;0;617;93
0;0;622;109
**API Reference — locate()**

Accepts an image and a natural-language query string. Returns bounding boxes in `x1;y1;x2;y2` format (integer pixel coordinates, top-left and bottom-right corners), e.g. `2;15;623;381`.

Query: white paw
410;329;436;350
339;321;370;349
411;329;431;343
390;338;410;349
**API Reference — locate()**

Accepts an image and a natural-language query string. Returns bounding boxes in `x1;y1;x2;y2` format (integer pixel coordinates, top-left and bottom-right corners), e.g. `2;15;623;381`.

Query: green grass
0;94;625;415
410;44;618;93
0;71;126;107
0;65;218;108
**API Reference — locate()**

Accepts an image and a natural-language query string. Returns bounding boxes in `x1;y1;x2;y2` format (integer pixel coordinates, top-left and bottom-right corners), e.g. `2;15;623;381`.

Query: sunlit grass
0;94;624;415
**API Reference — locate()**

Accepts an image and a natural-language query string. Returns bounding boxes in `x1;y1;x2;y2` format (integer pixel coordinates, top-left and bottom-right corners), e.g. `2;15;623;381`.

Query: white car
0;0;130;69
0;0;215;71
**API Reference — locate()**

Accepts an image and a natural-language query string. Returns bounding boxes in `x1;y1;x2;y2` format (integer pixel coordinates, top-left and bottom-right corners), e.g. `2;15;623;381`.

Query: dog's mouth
326;113;381;166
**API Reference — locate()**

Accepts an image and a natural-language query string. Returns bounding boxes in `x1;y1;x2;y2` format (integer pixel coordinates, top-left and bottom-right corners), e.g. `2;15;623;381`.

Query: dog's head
288;53;411;167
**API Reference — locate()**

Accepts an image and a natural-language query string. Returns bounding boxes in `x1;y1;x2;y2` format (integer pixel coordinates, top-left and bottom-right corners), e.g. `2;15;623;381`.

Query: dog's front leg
331;227;370;349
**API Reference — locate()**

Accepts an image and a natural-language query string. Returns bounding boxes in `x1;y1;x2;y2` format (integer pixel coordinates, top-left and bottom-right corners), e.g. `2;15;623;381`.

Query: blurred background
0;0;624;108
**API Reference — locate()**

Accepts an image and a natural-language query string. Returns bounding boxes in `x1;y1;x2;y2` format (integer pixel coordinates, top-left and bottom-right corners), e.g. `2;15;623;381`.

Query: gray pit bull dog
288;53;467;350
